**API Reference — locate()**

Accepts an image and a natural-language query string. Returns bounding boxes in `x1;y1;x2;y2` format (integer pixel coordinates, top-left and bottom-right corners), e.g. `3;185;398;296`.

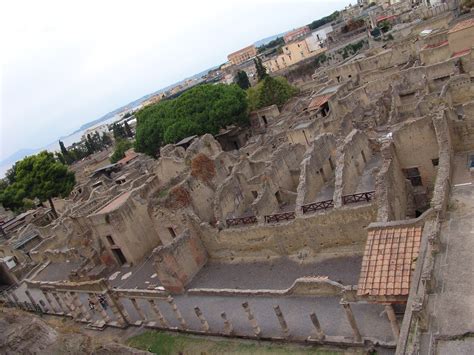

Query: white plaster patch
156;286;165;290
108;271;121;281
151;273;157;279
121;271;132;280
145;281;150;284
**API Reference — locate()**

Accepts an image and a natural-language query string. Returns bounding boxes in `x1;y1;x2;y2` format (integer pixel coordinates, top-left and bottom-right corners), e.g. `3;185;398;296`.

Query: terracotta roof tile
448;18;474;34
357;226;423;298
307;94;333;111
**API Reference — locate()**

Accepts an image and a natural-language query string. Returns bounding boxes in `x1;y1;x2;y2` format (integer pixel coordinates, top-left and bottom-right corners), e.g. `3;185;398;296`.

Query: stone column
167;296;187;329
341;302;362;343
130;298;147;322
42;291;59;313
52;292;70;315
105;292;131;326
24;290;39;311
10;292;21;308
385;304;400;341
309;312;325;341
242;302;261;337
194;306;210;332
38;300;49;313
69;292;88;321
148;299;169;328
92;294;112;324
4;292;17;307
221;312;234;335
64;292;81;319
273;305;289;338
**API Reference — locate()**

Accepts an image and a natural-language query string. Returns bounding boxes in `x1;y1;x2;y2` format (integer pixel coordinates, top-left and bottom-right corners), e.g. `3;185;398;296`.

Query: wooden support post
309;312;325;341
194;306;210;332
273;305;289;338
167;296;187;329
242;302;261;337
385;304;400;341
341;302;362;343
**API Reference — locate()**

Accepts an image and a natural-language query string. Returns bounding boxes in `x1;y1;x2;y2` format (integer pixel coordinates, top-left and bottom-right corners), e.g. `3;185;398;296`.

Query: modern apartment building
227;45;258;66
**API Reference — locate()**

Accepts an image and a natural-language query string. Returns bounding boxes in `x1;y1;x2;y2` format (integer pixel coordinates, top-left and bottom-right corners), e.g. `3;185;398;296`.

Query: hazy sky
0;0;347;161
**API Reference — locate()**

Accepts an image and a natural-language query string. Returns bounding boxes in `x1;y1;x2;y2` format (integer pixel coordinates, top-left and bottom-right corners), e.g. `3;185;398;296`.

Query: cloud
0;0;347;160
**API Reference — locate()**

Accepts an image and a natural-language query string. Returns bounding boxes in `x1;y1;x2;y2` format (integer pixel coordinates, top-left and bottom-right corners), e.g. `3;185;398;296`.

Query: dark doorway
275;191;283;205
252;191;258;199
232;141;239;150
403;167;422;186
168;227;177;239
261;115;268;126
111;247;127;265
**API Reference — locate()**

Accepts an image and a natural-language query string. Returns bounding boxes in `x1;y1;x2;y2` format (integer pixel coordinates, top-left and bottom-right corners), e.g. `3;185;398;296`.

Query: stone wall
392;116;439;192
376;142;413;222
188;276;349;297
195;203;377;262
153;229;208;293
296;134;337;206
333;130;373;206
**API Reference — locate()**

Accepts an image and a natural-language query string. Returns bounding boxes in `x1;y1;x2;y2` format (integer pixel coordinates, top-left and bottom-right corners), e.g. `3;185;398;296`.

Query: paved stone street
423;182;474;354
187;255;363;289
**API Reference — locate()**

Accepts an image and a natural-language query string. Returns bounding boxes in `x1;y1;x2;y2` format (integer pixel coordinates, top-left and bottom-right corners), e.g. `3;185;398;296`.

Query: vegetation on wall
191;153;216;183
135;84;248;157
110;139;133;163
0;152;75;215
247;76;298;111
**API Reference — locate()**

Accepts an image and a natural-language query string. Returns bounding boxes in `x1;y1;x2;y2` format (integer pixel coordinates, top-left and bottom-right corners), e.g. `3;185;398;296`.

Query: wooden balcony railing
264;211;296;224
342;191;375;205
226;216;258;227
301;199;334;214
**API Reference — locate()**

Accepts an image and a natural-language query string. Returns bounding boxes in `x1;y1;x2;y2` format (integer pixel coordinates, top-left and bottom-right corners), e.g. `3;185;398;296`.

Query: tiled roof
451;48;471;58
357;226;422;298
422;40;448;50
117;150;138;166
307;94;333;111
448;18;474;34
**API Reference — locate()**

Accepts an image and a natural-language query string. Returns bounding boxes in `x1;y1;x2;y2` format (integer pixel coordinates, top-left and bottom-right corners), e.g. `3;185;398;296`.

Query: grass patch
127;331;357;354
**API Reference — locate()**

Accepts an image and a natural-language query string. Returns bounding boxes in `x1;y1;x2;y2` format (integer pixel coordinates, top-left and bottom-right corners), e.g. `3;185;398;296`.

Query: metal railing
342;191;375;205
226;216;258;227
301;199;334;214
264;211;296;224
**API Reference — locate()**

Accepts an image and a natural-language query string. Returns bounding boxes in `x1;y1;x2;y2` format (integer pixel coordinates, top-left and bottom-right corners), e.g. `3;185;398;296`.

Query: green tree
112;123;127;140
110;139;132;163
124;121;134;137
234;70;251;90
135;84;248;157
9;151;75;217
247;76;298;111
59;140;73;165
254;56;268;82
101;132;113;147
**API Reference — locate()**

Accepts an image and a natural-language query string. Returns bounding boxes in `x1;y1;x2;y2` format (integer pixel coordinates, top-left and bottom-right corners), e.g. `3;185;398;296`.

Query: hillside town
1;0;474;353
